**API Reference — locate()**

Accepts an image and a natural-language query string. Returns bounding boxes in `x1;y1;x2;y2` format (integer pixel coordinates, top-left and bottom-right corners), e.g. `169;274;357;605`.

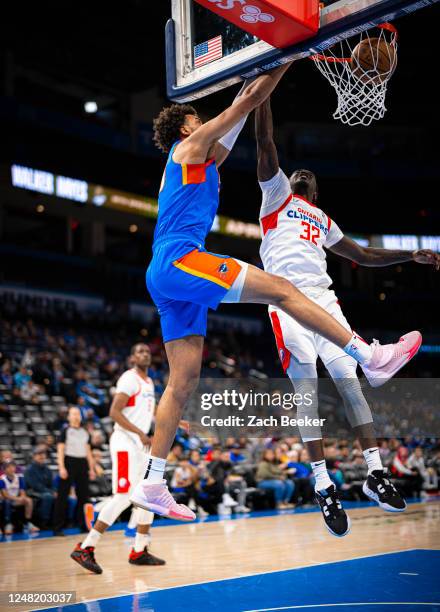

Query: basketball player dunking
130;65;423;522
71;343;165;573
255;96;440;536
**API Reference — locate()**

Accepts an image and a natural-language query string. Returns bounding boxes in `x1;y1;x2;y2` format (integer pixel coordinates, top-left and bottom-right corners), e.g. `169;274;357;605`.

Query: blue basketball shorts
147;240;248;343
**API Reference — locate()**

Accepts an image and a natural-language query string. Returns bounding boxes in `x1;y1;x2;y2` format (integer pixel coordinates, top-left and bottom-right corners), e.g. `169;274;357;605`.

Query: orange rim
310;22;398;64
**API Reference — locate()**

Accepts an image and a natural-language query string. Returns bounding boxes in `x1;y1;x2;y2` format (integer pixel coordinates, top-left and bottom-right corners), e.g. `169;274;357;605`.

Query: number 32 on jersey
299;220;320;245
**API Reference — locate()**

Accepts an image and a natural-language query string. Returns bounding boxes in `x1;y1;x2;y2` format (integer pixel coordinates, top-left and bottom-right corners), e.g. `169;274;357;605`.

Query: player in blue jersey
130;65;422;521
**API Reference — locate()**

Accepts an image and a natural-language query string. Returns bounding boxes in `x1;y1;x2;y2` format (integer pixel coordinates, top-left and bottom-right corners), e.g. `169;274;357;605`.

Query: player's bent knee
270;276;297;307
98;493;131;526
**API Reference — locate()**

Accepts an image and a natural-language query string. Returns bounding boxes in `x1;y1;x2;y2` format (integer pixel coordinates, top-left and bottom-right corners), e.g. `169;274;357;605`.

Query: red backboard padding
194;0;320;49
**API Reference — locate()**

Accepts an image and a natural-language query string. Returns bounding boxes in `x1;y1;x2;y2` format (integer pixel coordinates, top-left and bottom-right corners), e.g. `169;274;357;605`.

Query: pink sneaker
129;480;196;521
361;331;422;388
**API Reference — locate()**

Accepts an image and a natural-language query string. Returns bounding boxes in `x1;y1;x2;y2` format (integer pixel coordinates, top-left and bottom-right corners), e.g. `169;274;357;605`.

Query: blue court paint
37;549;440;612
0;498;424;544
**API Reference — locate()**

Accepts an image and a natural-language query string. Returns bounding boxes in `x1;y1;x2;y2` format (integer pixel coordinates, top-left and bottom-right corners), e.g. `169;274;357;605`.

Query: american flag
194;35;223;68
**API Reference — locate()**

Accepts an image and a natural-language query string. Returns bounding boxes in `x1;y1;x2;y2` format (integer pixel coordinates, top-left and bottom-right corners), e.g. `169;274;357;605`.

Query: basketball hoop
311;23;398;126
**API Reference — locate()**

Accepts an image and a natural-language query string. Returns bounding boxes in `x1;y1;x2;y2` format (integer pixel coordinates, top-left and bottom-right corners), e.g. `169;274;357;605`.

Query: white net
311;23;398;126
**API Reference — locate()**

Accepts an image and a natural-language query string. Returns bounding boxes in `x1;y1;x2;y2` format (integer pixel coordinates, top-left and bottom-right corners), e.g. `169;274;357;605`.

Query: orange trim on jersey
173;249;242;290
293;193;317;208
181;158;215;186
261;193;293;236
327;216;332;231
270;311;291;371
116;451;130;493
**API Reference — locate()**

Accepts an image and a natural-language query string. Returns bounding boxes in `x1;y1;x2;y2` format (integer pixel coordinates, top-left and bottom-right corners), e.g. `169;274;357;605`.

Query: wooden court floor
0;502;439;611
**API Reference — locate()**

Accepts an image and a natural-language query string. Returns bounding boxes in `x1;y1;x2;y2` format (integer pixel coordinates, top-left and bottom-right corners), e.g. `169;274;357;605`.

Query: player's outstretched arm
330;235;440;269
255;97;279;182
181;63;292;160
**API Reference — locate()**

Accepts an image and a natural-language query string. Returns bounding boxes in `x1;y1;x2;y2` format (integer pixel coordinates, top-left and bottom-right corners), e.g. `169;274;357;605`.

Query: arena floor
1;500;439;612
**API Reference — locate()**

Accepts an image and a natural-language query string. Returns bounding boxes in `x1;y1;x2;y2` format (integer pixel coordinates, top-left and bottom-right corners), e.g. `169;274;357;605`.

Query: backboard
166;0;439;101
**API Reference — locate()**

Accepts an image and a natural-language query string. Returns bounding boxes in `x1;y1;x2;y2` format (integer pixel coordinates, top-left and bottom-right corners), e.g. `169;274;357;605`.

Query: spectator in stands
408;446;435;493
20;379;42;405
229;443;246;464
88;449;112;499
0;460;39;534
0;451;23;476
339;451;368;501
13;366;31;390
167;443;184;468
256;449;295;509
24;446;56;529
170;458;196;506
44;434;56;453
391;445;423;498
53;406;95;536
1;360;14;387
194;461;223;515
287;449;314;506
90;430;107;451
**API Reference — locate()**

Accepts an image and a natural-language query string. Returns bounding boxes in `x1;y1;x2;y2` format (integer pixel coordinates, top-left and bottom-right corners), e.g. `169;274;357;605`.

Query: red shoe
128;547;166;566
70;543;103;574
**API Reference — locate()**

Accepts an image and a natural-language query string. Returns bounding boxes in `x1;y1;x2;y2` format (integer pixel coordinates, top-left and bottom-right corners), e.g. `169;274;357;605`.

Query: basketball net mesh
311;24;398;126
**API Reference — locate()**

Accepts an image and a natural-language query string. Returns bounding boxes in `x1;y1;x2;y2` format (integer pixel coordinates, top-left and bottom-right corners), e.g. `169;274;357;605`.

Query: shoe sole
324;514;351;538
129;496;195;521
362;482;407;512
364;332;422;388
70;553;103;574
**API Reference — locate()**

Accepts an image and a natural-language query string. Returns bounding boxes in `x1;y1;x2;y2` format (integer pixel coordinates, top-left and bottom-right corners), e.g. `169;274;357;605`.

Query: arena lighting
10;165;440;247
84;101;98;113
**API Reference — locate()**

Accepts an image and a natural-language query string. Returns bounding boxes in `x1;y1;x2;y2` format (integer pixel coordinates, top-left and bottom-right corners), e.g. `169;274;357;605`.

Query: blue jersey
153;142;219;250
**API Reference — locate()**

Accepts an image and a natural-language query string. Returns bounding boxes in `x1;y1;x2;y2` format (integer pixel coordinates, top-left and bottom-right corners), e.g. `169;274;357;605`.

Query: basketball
351;37;397;83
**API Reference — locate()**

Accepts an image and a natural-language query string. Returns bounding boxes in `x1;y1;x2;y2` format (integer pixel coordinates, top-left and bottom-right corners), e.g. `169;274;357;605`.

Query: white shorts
269;287;352;368
110;430;148;495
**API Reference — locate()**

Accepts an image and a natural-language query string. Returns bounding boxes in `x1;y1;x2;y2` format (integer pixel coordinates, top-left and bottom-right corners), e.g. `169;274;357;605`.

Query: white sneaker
361;331;422;388
234;505;251;513
4;523;13;535
129;480;196;521
222;493;238;507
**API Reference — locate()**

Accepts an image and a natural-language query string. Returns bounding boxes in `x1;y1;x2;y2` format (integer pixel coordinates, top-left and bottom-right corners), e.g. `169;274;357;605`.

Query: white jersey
114;368;155;441
259;169;343;290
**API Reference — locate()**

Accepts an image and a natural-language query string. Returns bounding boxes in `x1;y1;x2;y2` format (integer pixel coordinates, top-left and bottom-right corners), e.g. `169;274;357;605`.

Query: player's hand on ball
59;467;68;479
413;249;440;270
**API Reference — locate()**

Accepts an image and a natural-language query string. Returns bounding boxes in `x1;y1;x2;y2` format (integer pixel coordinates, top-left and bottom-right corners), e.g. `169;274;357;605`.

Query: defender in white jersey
71;343;165;574
256;97;440;538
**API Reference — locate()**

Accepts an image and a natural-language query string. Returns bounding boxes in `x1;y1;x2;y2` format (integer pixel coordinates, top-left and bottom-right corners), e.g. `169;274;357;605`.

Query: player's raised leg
130;335;203;521
239;264;422;385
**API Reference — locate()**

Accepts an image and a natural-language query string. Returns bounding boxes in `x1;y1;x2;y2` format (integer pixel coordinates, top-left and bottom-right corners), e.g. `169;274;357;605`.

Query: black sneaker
129;547;166;565
71;543;103;574
315;485;351;537
363;469;407;512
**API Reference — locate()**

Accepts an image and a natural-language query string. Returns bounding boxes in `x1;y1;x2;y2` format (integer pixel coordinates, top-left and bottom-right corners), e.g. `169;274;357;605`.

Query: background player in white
255;97;440;537
71;343;165;573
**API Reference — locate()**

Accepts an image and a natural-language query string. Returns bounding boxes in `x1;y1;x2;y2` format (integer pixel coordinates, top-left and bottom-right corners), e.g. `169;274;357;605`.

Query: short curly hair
152;104;197;153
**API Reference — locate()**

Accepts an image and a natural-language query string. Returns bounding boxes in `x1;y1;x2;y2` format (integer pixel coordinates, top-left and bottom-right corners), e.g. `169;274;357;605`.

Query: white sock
143;455;167;485
311;459;333;492
363;447;383;474
343;333;373;365
81;528;101;549
134;532;151;552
